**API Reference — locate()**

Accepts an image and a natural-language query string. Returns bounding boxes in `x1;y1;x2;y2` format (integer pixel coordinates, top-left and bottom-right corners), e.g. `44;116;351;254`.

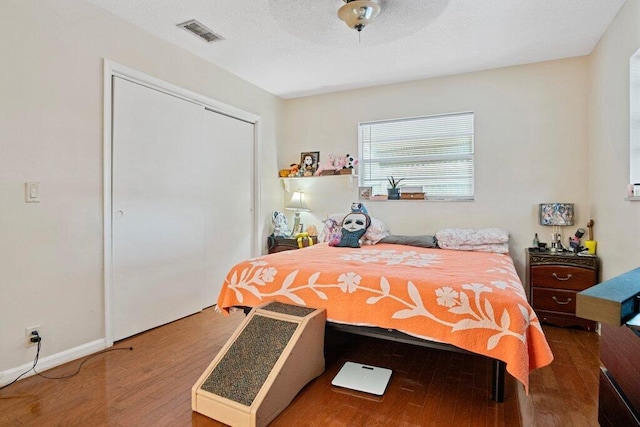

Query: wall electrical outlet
25;325;41;347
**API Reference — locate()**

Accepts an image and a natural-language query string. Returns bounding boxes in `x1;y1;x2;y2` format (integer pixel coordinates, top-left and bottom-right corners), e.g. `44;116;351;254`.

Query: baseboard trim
0;338;107;387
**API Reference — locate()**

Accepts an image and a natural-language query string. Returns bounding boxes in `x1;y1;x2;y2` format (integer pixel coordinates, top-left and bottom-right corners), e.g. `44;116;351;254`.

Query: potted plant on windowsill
387;176;404;200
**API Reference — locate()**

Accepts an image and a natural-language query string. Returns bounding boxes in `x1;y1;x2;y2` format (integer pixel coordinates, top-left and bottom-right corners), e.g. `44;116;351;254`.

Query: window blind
358;112;474;200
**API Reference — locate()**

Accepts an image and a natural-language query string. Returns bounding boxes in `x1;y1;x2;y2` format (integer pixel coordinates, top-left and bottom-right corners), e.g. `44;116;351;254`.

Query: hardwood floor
0;307;600;426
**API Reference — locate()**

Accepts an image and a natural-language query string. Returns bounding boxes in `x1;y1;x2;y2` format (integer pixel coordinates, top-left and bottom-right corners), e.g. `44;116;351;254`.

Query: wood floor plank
0;309;600;426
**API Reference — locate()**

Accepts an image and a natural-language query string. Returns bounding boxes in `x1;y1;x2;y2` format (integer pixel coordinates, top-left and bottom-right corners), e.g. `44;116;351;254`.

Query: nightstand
525;248;598;331
268;236;318;254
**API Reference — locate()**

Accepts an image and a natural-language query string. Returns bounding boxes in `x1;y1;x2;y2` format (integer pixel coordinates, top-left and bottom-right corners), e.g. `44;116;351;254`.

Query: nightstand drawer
269;244;297;253
268;236;318;254
532;288;576;314
530;265;596;291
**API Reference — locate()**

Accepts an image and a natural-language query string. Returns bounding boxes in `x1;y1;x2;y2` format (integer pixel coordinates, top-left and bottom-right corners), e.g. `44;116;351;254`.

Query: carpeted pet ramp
192;302;326;426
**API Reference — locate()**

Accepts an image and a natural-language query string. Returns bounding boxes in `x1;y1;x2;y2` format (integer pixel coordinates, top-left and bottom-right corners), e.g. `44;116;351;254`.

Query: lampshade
539;203;574;226
337;0;381;32
285;191;310;212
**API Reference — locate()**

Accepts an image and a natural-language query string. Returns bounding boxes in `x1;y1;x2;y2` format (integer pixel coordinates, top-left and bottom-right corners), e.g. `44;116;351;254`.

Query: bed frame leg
491;360;505;402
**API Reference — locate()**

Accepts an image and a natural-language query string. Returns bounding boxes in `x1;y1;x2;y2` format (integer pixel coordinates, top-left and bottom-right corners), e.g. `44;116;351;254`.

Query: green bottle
533;233;539;247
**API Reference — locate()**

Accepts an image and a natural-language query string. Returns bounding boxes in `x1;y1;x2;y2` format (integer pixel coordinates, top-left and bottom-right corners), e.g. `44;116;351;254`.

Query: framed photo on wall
358;186;372;200
300;151;319;176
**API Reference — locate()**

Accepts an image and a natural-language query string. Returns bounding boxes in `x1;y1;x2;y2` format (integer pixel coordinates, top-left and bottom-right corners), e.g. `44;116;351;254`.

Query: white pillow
435;228;509;245
438;242;509;254
435;228;510;253
319;213;390;245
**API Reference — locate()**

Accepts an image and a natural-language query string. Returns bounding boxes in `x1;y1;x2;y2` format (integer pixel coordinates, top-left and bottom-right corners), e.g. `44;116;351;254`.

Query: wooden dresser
576;267;640;426
525;248;598;331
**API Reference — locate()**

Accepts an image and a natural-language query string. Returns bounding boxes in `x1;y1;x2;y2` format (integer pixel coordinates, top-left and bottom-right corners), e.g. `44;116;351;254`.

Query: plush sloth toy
332;212;371;248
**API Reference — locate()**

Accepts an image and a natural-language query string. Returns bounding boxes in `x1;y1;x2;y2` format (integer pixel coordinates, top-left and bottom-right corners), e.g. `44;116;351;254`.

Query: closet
110;76;254;341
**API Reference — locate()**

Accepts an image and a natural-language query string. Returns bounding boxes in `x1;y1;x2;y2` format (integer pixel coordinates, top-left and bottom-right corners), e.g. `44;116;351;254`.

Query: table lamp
285;191;310;233
539;203;574;253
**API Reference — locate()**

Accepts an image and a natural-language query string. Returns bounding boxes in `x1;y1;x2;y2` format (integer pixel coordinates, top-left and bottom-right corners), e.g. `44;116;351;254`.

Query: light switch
25;182;41;203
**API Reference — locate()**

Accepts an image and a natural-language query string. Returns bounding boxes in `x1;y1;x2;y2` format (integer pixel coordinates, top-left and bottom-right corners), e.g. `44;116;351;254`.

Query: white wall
0;0;283;373
589;0;640;280
281;57;591;276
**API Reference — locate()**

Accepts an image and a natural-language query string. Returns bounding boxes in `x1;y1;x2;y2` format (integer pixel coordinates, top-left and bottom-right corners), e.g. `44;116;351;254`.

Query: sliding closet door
111;77;206;341
202;109;254;302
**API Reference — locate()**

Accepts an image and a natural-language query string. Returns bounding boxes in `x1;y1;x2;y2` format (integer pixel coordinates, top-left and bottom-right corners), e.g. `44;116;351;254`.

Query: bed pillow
435;228;509;245
319;213;390;245
435;228;509;253
333;212;371;248
362;217;390;245
438;242;509;254
378;235;437;248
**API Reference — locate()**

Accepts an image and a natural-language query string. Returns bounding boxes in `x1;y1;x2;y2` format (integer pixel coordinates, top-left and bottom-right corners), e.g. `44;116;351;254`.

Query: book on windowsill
370;194;388;200
400;192;425;200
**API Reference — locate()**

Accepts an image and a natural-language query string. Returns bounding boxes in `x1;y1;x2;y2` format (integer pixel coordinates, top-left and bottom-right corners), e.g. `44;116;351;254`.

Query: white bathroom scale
331;362;392;396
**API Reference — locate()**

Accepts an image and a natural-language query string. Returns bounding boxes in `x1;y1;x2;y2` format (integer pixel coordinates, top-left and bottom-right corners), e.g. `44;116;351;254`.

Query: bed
216;241;554;402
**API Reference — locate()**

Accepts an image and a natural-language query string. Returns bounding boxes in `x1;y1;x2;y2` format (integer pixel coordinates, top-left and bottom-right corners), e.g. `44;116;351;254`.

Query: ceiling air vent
177;19;224;43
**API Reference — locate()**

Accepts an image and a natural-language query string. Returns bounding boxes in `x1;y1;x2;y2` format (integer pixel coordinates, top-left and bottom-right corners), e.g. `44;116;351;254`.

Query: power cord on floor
0;332;133;392
0;337;42;392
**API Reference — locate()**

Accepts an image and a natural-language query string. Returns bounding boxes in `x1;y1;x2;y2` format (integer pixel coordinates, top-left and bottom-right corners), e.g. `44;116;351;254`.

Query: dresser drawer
601;323;640;417
530;265;596;291
599;369;640;426
531;288;576;314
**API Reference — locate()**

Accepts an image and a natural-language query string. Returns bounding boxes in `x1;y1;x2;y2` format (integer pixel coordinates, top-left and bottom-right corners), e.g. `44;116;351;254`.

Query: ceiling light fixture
337;0;381;33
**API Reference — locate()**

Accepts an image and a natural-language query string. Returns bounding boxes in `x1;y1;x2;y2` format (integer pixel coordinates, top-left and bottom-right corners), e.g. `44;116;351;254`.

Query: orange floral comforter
216;243;553;392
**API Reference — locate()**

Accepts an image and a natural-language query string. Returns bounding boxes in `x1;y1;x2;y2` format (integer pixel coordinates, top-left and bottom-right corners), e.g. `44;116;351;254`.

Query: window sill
624;196;640;201
363;197;474;202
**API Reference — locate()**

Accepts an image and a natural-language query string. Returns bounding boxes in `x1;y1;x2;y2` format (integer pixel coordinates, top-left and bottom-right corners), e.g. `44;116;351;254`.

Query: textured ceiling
85;0;625;99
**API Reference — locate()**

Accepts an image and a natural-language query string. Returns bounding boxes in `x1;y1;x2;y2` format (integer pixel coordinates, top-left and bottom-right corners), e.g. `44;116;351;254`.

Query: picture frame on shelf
358;186;372;200
300;151;319;176
293;223;304;235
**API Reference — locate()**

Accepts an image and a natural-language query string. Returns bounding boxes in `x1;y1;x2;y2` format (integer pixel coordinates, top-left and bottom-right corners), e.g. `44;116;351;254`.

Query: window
630;47;640;185
358;112;474;200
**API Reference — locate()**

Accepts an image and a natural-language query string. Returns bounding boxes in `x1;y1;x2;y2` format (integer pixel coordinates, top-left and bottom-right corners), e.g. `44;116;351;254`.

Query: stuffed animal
288;163;300;177
306;224;318;236
272;210;292;237
351;202;368;215
345;154;358;169
333;212;371;248
314;154;337;176
334;155;347;170
323;218;342;246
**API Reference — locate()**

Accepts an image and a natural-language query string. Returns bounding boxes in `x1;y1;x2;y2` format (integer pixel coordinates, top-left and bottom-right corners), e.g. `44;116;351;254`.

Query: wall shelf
363;198;474;203
280;172;357;192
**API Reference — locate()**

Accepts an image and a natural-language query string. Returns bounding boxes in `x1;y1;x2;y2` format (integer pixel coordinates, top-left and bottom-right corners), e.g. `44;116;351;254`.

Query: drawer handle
552;273;572;281
552;296;572;305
